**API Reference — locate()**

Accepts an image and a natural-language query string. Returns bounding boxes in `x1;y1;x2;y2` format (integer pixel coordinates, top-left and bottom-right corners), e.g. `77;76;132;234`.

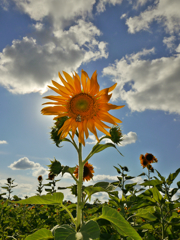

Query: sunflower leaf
85;143;123;162
98;206;142;239
14;192;64;205
25;228;53;240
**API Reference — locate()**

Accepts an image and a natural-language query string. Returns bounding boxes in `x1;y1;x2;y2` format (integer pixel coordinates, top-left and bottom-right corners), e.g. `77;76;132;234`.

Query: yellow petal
87;119;99;142
41;106;67;115
59;72;75;93
52;80;72;96
89;70;100;96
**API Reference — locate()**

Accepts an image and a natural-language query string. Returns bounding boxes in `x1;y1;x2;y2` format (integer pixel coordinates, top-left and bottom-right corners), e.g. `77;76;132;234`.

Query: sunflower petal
87;119;99;142
59;72;75;93
41;106;67;115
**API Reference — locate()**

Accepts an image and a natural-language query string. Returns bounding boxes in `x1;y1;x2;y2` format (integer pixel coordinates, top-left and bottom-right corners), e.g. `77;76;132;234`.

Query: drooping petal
41;106;67;115
87;119;99;142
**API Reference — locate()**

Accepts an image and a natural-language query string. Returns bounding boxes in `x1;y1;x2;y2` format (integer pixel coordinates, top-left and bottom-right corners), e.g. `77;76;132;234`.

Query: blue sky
0;0;180;202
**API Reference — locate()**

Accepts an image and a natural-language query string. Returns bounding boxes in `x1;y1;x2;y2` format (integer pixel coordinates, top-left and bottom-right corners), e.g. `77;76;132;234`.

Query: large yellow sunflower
41;70;124;145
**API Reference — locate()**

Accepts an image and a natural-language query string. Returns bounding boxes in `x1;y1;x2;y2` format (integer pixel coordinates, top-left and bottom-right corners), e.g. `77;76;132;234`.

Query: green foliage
15;192;64;205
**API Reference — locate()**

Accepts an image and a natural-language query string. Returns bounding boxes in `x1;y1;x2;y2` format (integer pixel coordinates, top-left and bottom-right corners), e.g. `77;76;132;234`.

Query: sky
0;0;180;202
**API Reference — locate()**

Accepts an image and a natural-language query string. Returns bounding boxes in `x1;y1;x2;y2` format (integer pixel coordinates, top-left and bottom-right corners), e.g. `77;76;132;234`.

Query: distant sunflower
41;70;124;146
139;154;149;168
144;153;158;163
74;161;94;181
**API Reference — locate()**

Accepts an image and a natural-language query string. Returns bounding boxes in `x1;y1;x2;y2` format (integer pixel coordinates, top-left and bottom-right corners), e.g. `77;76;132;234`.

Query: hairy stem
76;143;83;231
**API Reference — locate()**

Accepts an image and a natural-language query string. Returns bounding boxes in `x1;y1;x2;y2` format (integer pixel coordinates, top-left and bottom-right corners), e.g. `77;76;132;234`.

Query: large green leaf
152;187;162;203
62;166;76;177
84;182;116;201
98;206;142;240
141;179;162;187
166;168;180;185
25;228;53;240
53;225;76;240
80;220;100;239
134;208;157;221
53;221;100;240
15;192;64;205
85;143;123;162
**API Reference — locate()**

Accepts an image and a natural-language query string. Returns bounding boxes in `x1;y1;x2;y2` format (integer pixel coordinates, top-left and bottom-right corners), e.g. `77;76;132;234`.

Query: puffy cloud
103;48;180;114
92;174;118;182
163;36;176;51
13;0;95;27
0;140;8;144
32;167;48;177
96;0;123;13
121;132;137;146
0;20;108;94
125;0;180;35
8;157;40;170
87;131;137;146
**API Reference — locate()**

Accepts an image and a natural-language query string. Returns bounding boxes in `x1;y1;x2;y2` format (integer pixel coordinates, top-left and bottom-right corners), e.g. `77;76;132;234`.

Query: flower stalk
76;142;83;231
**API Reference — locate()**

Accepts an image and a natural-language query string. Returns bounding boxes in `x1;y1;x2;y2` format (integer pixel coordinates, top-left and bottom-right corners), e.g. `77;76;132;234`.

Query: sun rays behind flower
41;70;124;146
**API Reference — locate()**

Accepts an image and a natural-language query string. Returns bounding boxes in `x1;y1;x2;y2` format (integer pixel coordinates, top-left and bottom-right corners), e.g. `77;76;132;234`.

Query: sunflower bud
47;158;62;175
109;126;122;144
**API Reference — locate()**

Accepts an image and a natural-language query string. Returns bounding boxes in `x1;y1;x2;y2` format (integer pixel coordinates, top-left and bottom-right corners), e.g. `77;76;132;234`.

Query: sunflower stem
76;142;83;231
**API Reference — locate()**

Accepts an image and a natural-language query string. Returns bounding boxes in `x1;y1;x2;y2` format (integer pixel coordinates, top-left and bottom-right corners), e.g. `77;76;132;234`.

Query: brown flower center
68;93;98;121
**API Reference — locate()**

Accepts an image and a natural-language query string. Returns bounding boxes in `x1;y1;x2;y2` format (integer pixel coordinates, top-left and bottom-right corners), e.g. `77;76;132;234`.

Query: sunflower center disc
70;93;94;115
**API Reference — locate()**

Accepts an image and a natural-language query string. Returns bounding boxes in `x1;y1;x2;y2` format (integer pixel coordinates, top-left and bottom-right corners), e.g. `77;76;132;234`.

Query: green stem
76;142;84;231
61;203;76;226
160;205;165;239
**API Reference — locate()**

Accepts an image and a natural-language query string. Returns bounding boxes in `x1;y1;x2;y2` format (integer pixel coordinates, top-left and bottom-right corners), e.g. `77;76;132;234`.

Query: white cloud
125;0;180;35
87;131;137;146
103;48;180;114
121;132;137;146
32;167;48;177
92;174;118;182
0;0;9;10
163;36;176;50
86;135;97;144
96;0;123;13
0;140;8;144
0;19;108;94
8;157;41;170
13;0;95;26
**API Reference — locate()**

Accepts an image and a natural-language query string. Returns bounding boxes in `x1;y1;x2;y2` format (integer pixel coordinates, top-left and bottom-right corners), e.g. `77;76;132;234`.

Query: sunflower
139;154;149;168
37;175;43;182
41;70;124;146
144;153;158;163
74;161;94;181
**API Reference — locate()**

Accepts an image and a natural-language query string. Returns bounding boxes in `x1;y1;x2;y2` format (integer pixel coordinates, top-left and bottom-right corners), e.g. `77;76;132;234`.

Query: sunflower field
1;70;180;239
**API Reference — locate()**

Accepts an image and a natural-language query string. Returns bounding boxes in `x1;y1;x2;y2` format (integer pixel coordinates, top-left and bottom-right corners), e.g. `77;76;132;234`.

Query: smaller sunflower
74;161;94;181
37;175;43;182
48;172;56;180
139;154;149;168
144;153;158;163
